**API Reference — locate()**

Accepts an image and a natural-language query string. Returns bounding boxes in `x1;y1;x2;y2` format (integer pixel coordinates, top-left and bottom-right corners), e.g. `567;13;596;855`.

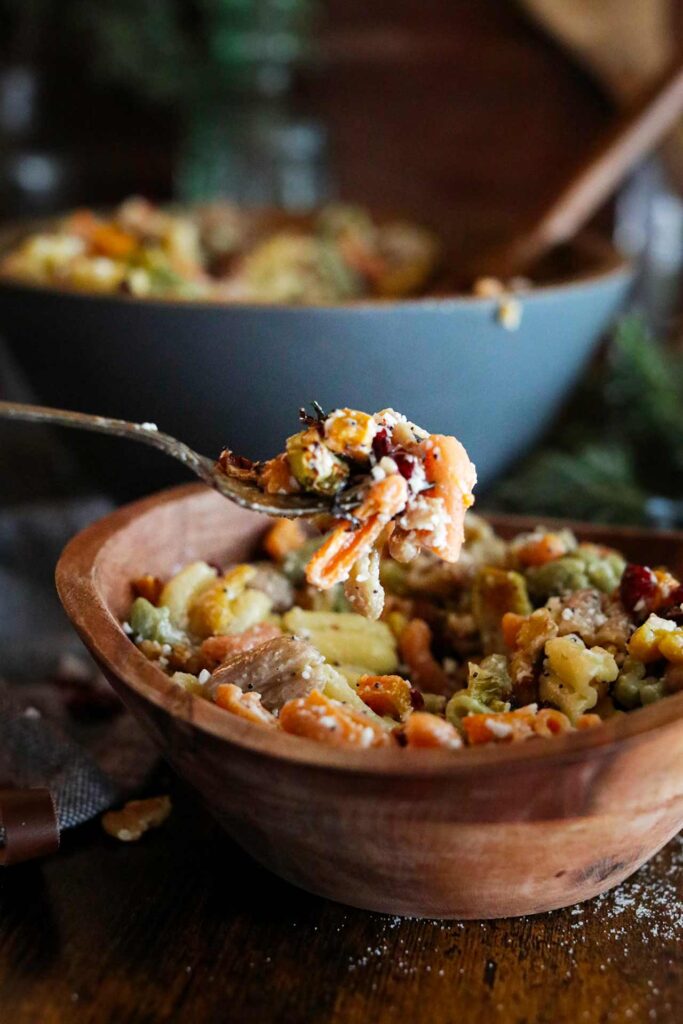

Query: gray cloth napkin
0;340;159;853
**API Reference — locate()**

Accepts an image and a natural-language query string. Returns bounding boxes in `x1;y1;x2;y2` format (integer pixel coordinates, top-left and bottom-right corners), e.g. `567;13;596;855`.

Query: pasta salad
1;199;439;304
125;408;683;751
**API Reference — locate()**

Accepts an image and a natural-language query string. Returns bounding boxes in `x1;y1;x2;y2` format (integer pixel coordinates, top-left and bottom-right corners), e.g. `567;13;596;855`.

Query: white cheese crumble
485;718;513;738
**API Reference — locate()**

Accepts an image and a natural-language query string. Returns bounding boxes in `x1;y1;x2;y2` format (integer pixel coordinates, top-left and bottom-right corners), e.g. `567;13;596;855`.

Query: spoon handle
477;52;683;281
0;400;215;484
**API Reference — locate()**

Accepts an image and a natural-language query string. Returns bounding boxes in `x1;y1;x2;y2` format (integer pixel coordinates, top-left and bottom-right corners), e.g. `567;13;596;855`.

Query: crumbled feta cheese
485;718;513;738
197;668;211;685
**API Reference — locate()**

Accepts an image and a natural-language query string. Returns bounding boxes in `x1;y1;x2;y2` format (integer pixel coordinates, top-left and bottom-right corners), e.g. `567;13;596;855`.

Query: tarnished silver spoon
0;400;362;518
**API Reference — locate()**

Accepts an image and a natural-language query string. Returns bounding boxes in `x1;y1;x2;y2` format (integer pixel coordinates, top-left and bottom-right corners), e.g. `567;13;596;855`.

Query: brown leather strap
0;788;60;866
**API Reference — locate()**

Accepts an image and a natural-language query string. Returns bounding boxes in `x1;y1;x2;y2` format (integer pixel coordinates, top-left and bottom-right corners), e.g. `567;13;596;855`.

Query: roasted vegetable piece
129;597;187;646
286;428;350;495
279;689;392;747
358;674;413;720
628;613;683;663
466;654;513;708
471;567;531;654
323;408;377;459
525;544;625;602
509;529;576;567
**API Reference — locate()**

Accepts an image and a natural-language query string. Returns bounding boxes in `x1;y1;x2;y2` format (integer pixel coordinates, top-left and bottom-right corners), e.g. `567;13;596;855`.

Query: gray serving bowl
0;222;631;498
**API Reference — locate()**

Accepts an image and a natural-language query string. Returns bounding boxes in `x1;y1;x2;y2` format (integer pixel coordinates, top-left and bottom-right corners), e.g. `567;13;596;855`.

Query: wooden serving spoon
0;400;362;518
469;52;683;283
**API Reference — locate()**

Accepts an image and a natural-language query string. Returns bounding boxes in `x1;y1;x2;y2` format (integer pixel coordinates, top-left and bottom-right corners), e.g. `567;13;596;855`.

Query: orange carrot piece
279;690;391;748
403;712;462;749
263;518;307;562
214;683;276;727
358;674;413;720
260;454;297;495
90;223;138;259
418;434;477;562
514;533;569;567
305;475;408;589
200;623;283;667
398;618;450;694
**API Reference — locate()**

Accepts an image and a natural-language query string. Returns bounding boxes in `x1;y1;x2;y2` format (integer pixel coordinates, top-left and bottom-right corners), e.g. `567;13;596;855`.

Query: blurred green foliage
1;0;317;101
490;316;683;524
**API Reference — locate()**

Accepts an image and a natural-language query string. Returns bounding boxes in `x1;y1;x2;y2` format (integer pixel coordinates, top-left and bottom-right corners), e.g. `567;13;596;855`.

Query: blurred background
1;0;683;523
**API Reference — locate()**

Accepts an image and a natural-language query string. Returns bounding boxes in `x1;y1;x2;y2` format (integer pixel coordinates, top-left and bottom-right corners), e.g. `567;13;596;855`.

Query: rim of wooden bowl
56;483;683;777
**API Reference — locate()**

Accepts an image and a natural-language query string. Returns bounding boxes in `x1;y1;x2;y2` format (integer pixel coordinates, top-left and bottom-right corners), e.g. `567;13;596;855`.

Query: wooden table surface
1;771;680;1024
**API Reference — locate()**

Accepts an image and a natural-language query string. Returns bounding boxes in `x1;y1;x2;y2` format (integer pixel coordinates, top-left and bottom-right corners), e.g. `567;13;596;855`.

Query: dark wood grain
0;777;680;1024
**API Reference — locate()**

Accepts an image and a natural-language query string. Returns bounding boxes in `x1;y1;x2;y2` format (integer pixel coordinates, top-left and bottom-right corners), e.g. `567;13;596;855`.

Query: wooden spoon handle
480;53;683;281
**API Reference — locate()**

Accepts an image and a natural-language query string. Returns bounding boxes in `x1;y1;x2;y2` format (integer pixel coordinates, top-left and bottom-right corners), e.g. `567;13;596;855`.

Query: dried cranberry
409;687;425;710
372;428;392;460
620;564;658;614
394;452;416;480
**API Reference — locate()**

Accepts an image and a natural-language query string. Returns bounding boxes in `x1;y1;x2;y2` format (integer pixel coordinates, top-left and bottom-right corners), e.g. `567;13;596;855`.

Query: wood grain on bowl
56;485;683;918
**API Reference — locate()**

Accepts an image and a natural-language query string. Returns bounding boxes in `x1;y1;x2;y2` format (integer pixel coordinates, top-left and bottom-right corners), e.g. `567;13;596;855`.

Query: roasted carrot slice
417;434;477;562
358;674;413;720
305;475;408;589
514;532;570;567
279;689;391;748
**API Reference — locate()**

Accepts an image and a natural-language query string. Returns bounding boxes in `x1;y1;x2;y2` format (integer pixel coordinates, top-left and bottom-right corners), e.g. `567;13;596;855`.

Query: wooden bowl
56;484;683;919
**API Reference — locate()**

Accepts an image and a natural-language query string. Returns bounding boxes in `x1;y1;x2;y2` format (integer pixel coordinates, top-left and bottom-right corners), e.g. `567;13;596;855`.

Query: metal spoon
0;400;361;518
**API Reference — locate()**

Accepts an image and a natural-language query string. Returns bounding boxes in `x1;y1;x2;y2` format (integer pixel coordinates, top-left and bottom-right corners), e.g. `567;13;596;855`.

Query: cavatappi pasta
125;512;683;752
